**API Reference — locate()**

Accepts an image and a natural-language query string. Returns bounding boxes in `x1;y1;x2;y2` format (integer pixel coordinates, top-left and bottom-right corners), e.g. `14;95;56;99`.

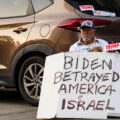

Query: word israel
61;98;114;111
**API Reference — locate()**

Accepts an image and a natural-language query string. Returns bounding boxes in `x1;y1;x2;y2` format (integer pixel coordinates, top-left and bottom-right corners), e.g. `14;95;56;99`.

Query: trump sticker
104;43;120;51
79;5;94;11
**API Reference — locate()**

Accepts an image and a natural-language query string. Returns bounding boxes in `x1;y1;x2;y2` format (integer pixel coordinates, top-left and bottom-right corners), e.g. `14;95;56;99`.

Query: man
69;20;109;52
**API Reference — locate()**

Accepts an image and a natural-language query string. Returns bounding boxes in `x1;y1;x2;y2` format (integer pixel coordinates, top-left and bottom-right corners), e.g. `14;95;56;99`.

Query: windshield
65;0;120;17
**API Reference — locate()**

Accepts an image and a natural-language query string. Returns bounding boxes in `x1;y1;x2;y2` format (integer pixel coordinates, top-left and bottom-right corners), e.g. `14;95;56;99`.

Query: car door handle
13;27;27;34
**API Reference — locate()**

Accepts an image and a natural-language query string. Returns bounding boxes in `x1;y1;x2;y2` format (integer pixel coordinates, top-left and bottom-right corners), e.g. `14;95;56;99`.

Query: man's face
81;27;95;45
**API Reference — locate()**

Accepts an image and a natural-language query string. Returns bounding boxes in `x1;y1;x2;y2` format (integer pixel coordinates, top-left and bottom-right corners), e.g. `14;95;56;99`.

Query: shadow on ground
0;88;37;116
0;88;24;104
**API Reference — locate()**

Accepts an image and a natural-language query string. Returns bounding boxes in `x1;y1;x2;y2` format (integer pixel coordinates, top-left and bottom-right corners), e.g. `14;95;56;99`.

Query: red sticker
105;43;120;51
80;5;94;11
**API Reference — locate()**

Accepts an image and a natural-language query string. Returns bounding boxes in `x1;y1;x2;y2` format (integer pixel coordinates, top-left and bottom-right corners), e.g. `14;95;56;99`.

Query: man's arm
88;47;103;52
88;39;107;52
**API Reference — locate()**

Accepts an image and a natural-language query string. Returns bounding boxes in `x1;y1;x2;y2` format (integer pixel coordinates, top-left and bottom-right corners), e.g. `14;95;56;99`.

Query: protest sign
37;52;120;119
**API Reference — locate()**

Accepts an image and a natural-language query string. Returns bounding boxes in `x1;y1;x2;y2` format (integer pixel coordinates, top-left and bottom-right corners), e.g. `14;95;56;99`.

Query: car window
32;0;54;13
65;0;120;17
0;0;30;18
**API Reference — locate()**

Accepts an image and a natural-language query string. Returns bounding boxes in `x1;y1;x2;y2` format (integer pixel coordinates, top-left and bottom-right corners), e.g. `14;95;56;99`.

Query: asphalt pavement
0;88;120;120
0;88;37;120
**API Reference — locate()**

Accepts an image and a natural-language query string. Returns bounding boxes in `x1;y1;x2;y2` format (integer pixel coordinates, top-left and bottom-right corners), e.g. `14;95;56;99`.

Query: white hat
81;20;95;29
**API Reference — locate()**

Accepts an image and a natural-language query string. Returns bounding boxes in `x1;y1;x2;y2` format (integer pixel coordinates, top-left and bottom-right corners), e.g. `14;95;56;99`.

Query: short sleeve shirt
69;38;109;52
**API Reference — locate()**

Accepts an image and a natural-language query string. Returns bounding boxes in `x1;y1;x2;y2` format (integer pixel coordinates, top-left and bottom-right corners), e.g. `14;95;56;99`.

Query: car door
0;0;34;74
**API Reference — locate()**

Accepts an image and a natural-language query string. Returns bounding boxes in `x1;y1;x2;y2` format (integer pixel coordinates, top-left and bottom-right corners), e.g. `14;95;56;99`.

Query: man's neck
81;38;94;45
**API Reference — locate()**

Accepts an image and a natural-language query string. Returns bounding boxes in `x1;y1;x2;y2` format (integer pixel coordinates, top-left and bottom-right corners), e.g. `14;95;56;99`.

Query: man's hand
88;47;102;52
107;50;118;53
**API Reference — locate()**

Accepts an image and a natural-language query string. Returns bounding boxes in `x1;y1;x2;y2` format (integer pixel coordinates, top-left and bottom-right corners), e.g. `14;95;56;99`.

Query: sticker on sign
79;5;94;11
104;43;120;51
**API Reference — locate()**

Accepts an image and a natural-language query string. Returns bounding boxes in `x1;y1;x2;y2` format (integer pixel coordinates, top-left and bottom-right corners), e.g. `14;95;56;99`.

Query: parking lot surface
0;88;120;120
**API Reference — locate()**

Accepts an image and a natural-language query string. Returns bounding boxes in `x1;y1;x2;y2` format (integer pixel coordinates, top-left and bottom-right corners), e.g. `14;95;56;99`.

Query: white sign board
37;52;120;119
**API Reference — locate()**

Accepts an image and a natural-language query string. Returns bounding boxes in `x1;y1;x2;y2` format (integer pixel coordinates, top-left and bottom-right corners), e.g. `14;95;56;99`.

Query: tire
18;56;45;106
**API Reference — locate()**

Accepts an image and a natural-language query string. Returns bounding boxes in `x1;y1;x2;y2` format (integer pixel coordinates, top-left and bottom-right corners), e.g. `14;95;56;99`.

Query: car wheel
18;56;45;106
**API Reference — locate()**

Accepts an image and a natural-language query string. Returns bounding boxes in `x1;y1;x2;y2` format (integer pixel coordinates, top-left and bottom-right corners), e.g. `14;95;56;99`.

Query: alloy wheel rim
23;63;44;99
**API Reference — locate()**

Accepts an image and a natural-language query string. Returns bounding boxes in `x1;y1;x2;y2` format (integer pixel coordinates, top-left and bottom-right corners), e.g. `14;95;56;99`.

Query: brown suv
0;0;120;105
